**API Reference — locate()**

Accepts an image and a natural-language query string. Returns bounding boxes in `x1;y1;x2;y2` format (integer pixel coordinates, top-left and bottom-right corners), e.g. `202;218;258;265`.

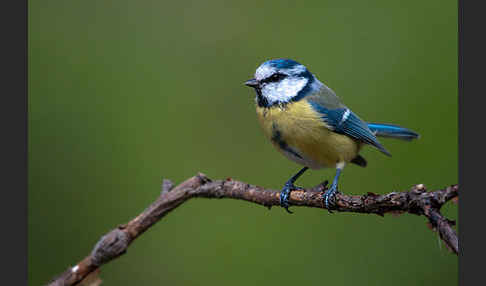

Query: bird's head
245;59;321;107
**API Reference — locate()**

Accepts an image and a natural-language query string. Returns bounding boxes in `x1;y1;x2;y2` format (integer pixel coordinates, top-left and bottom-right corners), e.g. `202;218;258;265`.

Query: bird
244;58;419;213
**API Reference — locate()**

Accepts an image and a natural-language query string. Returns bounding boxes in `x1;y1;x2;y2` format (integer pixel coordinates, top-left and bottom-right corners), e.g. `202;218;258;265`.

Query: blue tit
244;59;419;213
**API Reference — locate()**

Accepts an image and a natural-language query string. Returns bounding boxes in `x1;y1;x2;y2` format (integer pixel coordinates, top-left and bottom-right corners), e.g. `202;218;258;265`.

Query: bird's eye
265;73;286;83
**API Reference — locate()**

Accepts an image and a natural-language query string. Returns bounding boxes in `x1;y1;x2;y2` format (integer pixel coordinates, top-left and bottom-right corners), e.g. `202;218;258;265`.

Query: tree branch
47;173;458;286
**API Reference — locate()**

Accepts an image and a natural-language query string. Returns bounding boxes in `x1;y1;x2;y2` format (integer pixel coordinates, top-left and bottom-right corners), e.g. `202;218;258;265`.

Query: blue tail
367;123;419;141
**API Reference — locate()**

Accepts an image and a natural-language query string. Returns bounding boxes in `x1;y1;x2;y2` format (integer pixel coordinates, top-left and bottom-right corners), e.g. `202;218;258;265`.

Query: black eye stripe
262;73;286;83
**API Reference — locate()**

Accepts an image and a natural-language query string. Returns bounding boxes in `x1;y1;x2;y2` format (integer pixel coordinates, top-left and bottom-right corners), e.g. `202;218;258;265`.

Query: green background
29;0;458;285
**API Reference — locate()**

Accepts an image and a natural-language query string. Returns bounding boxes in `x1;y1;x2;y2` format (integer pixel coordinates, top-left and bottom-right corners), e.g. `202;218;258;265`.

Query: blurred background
29;0;457;285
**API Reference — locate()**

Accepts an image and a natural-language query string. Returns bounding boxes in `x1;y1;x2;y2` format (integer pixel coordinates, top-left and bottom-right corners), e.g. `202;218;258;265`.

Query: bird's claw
322;184;339;213
280;183;302;214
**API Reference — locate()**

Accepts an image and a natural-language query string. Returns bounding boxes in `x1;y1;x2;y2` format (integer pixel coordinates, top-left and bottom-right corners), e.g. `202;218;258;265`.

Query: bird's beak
244;78;258;87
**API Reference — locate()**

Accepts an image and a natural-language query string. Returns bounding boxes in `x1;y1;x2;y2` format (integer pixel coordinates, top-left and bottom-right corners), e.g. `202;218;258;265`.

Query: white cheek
277;78;307;99
262;78;308;105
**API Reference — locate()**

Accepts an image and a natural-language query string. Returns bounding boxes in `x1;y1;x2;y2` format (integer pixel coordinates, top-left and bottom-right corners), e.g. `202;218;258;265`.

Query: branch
47;173;458;286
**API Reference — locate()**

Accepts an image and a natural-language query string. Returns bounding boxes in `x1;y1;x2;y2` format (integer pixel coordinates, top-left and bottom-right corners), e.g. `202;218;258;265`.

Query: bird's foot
280;182;302;214
322;183;339;213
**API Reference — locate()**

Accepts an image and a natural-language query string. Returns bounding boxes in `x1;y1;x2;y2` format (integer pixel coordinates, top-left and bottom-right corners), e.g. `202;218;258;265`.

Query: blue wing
307;98;391;156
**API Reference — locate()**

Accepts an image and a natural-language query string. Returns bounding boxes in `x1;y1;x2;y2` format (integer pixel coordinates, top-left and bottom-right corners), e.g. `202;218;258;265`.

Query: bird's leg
280;167;308;214
322;163;345;212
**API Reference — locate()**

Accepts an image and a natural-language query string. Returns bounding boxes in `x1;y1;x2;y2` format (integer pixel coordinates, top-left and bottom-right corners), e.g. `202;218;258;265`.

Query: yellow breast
256;100;361;169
